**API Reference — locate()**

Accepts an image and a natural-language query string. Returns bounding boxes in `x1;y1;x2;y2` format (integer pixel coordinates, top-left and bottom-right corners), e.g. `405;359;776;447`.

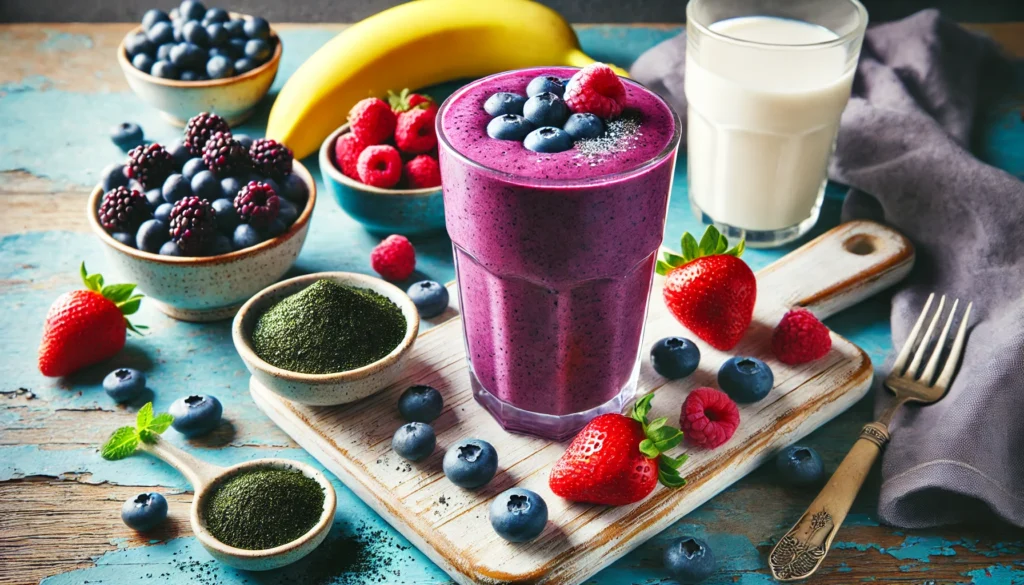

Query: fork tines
891;293;973;390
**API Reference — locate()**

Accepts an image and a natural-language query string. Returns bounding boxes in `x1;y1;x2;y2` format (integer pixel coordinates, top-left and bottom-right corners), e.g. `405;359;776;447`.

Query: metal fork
768;293;973;582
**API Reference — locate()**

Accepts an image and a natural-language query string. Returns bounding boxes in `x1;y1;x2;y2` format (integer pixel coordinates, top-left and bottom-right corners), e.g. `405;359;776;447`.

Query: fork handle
768;422;890;582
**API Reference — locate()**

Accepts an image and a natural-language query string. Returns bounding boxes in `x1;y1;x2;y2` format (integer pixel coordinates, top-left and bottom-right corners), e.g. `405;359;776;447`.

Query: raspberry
564;63;627;119
98;186;150;233
202;131;249;176
772;308;832;365
388;88;438;116
169;196;217;255
348;97;397;145
395;108;437;154
356;145;402;188
183;112;231;156
680;387;740;449
126;143;174;190
233;181;280;230
248;138;293;180
403;155;441;189
370;234;415;281
333;132;367;179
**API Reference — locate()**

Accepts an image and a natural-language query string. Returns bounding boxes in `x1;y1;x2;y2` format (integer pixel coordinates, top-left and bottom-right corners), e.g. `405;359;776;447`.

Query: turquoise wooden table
2;22;1023;585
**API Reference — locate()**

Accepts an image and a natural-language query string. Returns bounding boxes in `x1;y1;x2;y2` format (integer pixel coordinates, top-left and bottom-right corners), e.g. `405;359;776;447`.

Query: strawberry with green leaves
38;263;146;377
548;393;687;506
101;402;174;460
657;226;756;351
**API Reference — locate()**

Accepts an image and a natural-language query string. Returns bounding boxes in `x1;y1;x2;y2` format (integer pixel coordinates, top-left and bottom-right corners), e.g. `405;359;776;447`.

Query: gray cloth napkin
631;9;1024;529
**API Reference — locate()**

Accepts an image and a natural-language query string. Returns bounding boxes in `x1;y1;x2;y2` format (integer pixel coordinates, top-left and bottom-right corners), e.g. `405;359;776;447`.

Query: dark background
2;0;1022;23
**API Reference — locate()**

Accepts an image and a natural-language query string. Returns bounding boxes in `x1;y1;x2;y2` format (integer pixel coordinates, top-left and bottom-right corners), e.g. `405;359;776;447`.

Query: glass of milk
685;0;868;247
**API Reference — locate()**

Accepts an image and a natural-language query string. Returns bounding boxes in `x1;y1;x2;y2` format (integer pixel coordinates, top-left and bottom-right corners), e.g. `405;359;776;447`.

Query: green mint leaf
655;260;672;276
101;426;140;460
681;233;699;261
136;402;154;432
638;438;660;459
102;283;136;304
148;413;174;435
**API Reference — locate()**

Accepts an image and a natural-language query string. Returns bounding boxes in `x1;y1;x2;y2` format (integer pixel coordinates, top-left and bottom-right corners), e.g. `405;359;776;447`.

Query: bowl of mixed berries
319;90;445;237
118;0;281;126
87;112;315;322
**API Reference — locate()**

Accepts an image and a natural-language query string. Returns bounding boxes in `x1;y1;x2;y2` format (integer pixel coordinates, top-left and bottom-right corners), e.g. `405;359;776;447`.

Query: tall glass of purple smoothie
436;67;681;440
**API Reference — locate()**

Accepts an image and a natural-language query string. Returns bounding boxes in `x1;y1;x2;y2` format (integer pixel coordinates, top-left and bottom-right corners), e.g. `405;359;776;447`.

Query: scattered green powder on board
252;279;407;374
202;468;325;550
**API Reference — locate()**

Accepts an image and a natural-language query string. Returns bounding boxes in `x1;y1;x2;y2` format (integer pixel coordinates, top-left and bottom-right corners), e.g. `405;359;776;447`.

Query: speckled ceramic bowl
87;160;316;322
319;124;446;236
117;15;282;127
232;272;420;406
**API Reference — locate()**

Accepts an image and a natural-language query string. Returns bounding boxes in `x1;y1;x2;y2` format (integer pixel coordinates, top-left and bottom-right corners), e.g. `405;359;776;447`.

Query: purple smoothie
437;67;680;440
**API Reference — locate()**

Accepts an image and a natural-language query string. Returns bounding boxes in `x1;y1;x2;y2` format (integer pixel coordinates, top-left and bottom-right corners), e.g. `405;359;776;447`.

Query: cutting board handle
756;220;915;320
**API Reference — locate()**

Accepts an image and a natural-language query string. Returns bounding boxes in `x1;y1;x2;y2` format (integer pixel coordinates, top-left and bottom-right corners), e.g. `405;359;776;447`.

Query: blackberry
202;131;250;176
169;196;217;255
233;181;280;231
183;112;231;156
98;186;150;233
248;138;293;180
126;144;174;190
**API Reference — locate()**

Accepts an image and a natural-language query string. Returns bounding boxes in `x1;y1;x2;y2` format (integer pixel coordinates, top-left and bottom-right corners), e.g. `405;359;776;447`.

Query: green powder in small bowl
251;279;407;375
203;468;325;550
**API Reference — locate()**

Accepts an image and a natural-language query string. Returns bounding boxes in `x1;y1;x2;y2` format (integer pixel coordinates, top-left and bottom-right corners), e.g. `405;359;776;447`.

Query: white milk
685;16;855;232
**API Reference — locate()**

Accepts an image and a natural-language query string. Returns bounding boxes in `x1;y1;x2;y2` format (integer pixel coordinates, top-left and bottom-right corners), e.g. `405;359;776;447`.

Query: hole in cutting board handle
843;234;878;255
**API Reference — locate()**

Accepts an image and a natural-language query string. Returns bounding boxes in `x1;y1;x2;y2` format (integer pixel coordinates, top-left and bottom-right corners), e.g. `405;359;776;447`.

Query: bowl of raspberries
118;1;281;126
87;112;315;322
318;89;445;237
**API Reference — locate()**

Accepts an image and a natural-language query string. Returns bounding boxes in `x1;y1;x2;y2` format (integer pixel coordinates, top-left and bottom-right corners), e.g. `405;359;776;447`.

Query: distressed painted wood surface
1;21;1023;585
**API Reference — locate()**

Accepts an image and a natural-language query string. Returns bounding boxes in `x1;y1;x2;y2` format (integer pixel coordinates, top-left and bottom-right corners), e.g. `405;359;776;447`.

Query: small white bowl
118;15;282;127
232;272;420;406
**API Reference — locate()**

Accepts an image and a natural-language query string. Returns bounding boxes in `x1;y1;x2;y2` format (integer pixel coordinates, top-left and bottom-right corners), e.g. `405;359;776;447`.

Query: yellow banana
266;0;622;159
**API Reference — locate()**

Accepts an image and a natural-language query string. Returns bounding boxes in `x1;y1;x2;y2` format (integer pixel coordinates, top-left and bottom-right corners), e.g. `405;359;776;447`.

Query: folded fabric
631;9;1024;528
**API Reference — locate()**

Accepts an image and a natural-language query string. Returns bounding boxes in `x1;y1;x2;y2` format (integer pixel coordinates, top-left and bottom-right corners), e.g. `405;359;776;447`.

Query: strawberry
549;393;687;506
38;263;146;377
388;88;438;116
657;226;755;351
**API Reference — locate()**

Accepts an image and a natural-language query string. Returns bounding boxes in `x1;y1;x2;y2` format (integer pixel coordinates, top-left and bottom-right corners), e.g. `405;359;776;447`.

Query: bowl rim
87;159;317;265
118;14;282;89
319;123;441;198
231;271;420;382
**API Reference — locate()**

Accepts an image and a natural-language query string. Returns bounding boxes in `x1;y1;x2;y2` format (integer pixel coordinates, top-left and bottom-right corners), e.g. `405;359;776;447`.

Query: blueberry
162;173;192;203
132;53;155;74
145;188;163;207
650;337;700;380
156;42;175;61
211;198;240;233
526;75;566;98
205;23;228;47
110;122;145;151
398;385;444;423
159;240;183;256
125;33;155;58
483;92;526;117
226;37;247;59
169;394;222;437
170;42;205;70
121;492;168;532
101;163;129;191
489;488;547;543
172;20;185;43
179;0;207;21
523;127;572;153
103;368;147;402
203;7;229;23
407;280;449;319
279;173;308;204
191;170;220;199
278;198;299;226
209;234;232;256
154;202;174;223
167;139;191;168
112;232;136;247
179;70;198;82
218;177;240;200
523;92;569;127
232;223;262;250
776;445;825;486
664;537;716;584
150;60;179;80
234;57;257;74
182;20;209;47
563;112;605;140
224;19;246;38
128;178;145;193
182;157;207;180
244;39;270;62
443;439;498;489
243;17;271;41
146;21;175;46
206;55;234;79
263;218;287;238
486;114;533;141
718;356;773;403
234;134;254;151
142;9;171;31
391;422;436;462
136;219;169;253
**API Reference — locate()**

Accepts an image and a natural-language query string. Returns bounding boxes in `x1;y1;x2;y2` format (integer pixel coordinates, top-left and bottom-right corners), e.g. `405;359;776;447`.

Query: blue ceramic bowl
319;124;446;237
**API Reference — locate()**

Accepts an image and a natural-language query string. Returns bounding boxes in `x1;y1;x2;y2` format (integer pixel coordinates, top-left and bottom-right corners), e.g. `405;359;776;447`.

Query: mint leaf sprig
101;402;174;461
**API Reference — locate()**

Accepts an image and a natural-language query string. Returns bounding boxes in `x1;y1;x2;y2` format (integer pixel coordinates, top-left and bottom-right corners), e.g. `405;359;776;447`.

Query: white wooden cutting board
251;220;913;585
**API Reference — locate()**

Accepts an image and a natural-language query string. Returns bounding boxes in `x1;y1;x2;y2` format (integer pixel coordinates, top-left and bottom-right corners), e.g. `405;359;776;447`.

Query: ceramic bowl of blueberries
232;272;420;406
119;1;281;126
88;119;316;322
319;124;446;237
